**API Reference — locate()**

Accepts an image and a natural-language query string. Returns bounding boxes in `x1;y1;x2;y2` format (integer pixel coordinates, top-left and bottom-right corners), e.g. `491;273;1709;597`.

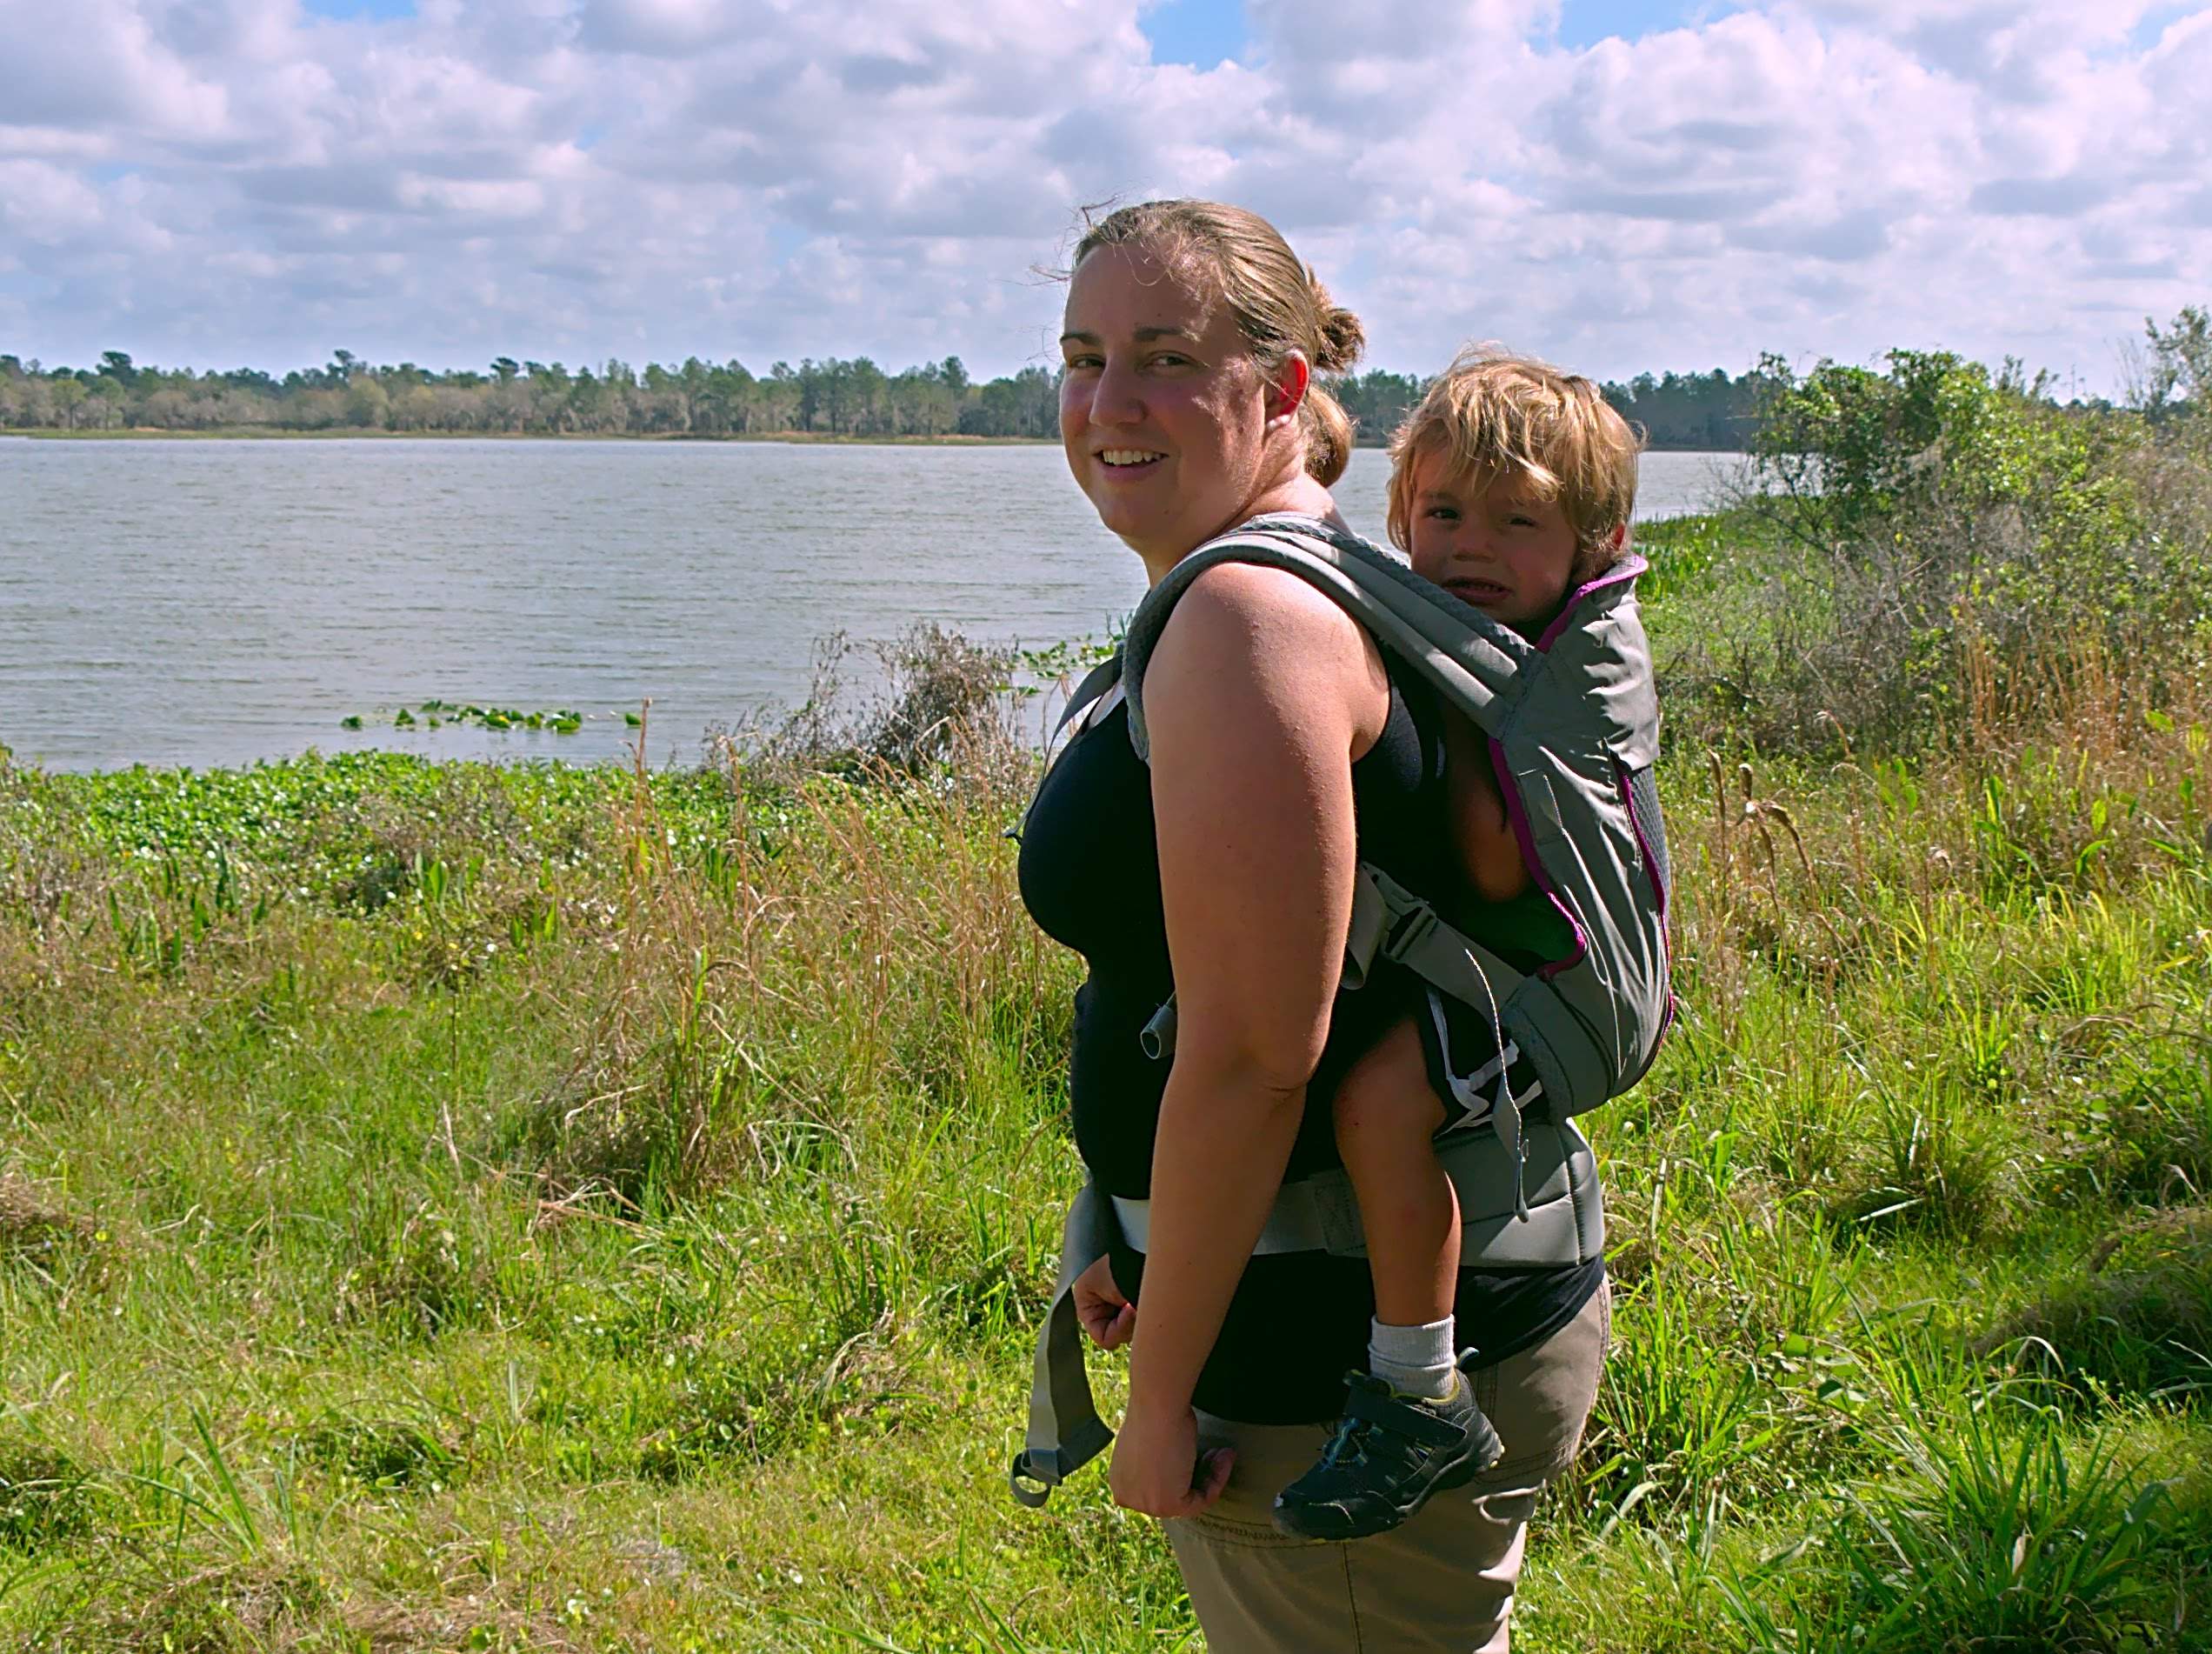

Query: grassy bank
5;491;2212;1644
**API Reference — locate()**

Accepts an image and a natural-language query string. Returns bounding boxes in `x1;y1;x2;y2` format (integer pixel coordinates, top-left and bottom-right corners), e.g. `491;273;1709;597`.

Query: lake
0;440;1745;771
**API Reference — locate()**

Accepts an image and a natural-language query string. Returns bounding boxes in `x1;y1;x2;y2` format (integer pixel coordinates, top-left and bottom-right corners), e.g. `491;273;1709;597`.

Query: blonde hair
1071;199;1367;488
1386;347;1643;585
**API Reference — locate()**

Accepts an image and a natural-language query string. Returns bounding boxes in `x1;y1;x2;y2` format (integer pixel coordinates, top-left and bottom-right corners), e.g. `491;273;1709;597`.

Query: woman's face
1059;243;1281;572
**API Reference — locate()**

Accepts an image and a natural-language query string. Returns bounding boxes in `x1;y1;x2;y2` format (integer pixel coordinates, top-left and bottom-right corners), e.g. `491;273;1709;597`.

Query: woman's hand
1073;1254;1136;1350
1109;1399;1236;1518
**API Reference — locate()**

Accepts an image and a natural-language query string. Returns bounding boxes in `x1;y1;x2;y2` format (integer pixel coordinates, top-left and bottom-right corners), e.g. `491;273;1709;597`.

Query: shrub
1668;329;2212;756
720;621;1025;789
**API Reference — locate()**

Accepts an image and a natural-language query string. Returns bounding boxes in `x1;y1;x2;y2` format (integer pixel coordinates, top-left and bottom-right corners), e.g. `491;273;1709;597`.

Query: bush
723;621;1024;788
1666;330;2212;756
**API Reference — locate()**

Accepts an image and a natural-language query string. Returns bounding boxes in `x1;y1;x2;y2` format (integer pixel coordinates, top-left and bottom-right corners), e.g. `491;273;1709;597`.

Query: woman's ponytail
1301;287;1365;485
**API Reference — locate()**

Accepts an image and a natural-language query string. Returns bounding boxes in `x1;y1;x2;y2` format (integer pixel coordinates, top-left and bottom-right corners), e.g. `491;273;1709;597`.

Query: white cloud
0;0;2203;390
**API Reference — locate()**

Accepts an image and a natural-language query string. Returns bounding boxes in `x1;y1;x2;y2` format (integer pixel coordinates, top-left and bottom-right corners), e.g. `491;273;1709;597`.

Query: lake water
0;440;1743;771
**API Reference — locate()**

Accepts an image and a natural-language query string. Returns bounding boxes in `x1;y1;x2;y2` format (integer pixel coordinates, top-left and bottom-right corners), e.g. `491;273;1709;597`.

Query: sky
1;0;2208;391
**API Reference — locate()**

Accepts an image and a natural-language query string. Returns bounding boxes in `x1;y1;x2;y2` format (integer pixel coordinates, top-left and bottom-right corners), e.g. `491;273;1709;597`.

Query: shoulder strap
1053;651;1124;742
1011;651;1125;844
1119;516;1532;761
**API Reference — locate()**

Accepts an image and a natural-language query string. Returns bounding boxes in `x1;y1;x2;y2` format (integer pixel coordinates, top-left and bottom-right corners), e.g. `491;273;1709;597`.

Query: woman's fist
1072;1253;1136;1350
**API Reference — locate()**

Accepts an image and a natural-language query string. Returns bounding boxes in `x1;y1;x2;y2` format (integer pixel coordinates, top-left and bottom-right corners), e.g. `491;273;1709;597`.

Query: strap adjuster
1381;900;1440;964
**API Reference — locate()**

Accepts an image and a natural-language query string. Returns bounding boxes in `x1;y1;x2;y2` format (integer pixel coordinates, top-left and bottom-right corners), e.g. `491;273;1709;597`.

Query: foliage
1605;366;1776;452
0;350;1773;451
1656;326;2212;755
2135;304;2211;427
0;350;1056;439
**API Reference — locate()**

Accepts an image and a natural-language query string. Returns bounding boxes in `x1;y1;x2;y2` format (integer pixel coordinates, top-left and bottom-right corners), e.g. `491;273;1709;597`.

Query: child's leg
1333;1017;1459;1394
1272;1017;1499;1540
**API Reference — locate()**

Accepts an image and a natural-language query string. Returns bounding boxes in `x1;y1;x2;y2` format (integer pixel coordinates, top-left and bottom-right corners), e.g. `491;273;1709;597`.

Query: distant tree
1328;369;1424;445
1601;367;1769;450
50;377;86;429
2133;304;2209;420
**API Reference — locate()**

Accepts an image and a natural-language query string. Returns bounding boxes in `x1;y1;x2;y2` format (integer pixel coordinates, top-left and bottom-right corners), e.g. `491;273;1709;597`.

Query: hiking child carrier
1010;513;1671;1507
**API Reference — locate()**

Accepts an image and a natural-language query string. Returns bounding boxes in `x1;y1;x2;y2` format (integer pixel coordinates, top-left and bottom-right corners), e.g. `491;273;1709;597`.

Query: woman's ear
1266;350;1310;426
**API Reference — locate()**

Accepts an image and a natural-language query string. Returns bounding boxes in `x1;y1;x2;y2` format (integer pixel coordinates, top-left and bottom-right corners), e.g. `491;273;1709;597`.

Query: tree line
0;348;1776;448
0;350;1060;440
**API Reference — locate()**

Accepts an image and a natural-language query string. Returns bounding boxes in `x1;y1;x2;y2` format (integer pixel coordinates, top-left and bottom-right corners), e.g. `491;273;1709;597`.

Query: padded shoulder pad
1121;514;1531;761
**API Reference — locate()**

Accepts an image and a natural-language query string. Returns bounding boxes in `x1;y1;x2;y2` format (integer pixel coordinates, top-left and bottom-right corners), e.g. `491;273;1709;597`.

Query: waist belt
1108;1129;1504;1259
1009;1120;1602;1509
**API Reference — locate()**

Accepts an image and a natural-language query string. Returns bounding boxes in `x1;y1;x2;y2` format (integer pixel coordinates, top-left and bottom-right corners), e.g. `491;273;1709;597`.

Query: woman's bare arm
1109;559;1389;1516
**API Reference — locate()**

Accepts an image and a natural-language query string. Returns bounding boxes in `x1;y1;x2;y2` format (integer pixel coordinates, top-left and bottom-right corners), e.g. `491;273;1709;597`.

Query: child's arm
1442;717;1530;905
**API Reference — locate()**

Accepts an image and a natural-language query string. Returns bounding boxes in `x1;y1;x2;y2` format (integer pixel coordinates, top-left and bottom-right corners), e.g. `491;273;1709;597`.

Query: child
1272;349;1642;1540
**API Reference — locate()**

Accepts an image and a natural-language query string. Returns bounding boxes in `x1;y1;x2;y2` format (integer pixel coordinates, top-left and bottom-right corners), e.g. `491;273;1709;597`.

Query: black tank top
1018;654;1602;1424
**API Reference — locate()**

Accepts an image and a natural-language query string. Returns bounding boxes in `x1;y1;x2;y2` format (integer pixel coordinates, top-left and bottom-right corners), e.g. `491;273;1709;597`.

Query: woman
1016;200;1609;1651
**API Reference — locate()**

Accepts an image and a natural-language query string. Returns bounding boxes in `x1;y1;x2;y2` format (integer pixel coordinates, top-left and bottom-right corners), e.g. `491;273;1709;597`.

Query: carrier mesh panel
1626;763;1670;897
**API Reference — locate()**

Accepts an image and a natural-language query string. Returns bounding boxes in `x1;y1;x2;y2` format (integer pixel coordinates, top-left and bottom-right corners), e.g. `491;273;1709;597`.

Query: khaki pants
1165;1281;1609;1653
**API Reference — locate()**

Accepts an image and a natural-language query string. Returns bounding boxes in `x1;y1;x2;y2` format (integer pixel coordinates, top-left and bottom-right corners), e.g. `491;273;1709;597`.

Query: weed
0;1172;112;1290
1988;1206;2212;1404
1721;1408;2187;1651
0;1429;97;1554
302;1411;469;1491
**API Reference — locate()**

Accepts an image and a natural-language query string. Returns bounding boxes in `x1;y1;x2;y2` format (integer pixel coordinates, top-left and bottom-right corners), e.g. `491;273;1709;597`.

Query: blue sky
1139;0;1247;67
3;0;2207;389
305;0;1749;58
1140;1;1744;67
300;0;416;17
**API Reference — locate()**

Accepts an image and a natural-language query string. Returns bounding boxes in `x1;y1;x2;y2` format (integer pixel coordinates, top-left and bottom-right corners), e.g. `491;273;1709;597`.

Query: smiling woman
1015;200;1609;1652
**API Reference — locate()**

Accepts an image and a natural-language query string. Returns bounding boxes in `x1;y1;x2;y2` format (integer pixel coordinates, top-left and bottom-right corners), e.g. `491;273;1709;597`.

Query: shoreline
0;426;1748;452
1;426;1059;445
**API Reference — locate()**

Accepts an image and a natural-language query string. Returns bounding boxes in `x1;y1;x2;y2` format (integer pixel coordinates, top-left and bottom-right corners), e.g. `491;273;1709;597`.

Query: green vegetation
4;328;2211;1650
0;349;1056;440
2;350;1763;449
340;704;592;737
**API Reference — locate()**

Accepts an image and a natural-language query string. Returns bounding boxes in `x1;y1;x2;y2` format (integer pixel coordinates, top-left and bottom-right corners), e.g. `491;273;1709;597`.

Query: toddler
1272;350;1642;1540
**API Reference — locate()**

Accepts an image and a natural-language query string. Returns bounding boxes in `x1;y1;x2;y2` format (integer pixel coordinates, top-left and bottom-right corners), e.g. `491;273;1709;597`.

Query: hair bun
1309;283;1366;375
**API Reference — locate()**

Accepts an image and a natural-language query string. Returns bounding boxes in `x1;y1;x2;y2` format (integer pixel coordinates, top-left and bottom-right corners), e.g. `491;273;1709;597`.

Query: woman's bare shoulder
1153;560;1388;742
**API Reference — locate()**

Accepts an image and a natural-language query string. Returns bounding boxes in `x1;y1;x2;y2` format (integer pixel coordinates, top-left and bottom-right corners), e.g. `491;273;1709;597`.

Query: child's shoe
1270;1368;1503;1541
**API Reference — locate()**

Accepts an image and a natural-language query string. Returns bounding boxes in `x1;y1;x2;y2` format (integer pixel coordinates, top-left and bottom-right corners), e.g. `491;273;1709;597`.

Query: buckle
1381;901;1439;963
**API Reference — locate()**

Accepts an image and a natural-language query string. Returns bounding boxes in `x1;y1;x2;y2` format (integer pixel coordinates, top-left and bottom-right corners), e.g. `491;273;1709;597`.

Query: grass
3;516;2210;1650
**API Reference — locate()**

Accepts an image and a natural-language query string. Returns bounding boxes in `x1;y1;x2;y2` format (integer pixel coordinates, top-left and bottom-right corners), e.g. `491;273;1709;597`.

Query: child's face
1404;452;1582;632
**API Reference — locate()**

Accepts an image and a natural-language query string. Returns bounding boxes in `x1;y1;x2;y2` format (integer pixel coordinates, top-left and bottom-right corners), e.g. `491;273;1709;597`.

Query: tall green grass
4;530;2210;1648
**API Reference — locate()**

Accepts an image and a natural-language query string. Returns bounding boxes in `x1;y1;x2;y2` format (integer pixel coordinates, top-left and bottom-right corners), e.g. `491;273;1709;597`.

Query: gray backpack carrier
1010;513;1672;1507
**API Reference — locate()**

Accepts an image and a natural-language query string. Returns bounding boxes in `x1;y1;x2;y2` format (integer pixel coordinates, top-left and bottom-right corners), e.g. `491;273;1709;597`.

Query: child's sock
1368;1316;1457;1400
